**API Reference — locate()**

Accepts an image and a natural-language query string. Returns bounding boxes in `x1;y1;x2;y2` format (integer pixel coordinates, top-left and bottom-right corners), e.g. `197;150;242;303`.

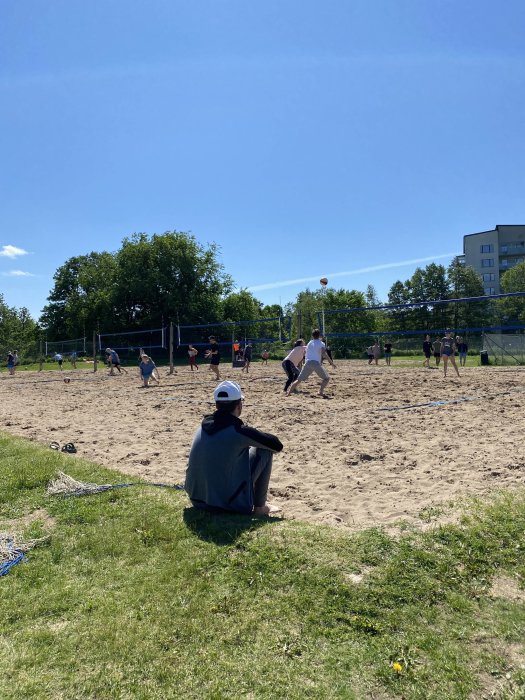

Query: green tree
41;231;233;338
499;262;525;324
0;294;40;360
447;259;487;330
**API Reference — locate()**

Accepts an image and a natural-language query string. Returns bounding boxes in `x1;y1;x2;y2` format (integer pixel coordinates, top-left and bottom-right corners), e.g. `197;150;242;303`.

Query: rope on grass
47;471;184;498
0;532;50;577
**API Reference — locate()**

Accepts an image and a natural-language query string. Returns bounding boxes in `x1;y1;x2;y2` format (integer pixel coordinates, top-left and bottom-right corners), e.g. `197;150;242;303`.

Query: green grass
1;434;525;699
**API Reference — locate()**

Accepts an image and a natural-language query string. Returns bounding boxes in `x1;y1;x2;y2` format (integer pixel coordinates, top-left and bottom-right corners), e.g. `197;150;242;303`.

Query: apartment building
460;224;525;295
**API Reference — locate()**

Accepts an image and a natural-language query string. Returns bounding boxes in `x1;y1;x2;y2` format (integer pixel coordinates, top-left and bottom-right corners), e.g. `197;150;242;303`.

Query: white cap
213;380;244;402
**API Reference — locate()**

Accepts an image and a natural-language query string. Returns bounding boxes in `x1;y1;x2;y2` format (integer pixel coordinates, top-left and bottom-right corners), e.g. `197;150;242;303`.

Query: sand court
1;361;525;530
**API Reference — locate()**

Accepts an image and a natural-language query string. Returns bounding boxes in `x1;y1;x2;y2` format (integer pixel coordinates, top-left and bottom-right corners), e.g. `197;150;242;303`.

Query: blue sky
1;1;524;322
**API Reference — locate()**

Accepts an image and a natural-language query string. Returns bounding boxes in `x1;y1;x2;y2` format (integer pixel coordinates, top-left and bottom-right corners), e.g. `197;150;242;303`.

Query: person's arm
237;424;284;452
322;348;336;367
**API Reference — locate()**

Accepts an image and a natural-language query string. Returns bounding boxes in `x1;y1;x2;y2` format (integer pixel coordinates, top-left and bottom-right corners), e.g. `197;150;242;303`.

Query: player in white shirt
286;329;336;398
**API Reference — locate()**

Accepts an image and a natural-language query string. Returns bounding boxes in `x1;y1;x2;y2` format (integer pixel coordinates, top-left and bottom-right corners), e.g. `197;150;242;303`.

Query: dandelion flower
392;662;403;673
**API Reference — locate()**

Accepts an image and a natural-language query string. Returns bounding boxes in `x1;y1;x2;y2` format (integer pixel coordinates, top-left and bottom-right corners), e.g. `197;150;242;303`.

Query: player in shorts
106;348;128;375
440;332;460;378
206;336;221;380
188;345;199;371
286;329;336;398
139;354;159;387
54;353;63;370
366;345;374;364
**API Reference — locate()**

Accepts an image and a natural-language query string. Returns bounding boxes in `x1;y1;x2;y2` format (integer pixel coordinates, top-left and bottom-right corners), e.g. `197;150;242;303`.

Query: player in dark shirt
422;335;432;369
205;336;221;380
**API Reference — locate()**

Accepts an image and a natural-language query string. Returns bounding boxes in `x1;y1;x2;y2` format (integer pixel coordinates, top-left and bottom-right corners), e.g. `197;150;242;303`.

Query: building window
481;259;494;267
500;245;508;254
501;259;508;267
484;287;496;296
483;273;495;281
480;244;494;253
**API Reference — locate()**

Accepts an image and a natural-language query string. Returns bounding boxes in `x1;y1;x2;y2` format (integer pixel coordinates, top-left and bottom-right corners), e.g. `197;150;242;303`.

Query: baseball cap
213;380;244;402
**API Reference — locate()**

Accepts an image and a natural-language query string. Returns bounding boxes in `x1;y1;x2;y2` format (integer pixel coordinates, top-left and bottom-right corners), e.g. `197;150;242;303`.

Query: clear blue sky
1;1;524;321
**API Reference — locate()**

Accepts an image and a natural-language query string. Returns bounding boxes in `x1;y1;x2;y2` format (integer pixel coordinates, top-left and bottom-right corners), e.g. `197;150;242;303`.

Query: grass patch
1;433;525;699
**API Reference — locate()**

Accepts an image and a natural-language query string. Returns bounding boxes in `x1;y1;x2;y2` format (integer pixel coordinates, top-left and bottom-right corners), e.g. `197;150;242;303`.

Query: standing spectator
54;353;64;370
372;341;381;365
433;337;442;367
422;334;432;369
6;351;16;376
261;350;270;366
384;340;393;366
242;342;253;373
457;336;468;367
366;345;374;365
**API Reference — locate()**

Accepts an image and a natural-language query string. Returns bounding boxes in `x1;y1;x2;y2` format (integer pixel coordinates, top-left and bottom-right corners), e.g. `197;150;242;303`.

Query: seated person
185;381;282;515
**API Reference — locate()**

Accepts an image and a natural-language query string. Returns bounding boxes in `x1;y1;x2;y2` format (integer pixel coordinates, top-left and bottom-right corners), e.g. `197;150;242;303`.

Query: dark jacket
185;411;283;513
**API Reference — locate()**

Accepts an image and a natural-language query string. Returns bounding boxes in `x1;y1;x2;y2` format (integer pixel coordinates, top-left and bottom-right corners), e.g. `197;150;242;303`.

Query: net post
92;331;97;373
39;339;43;372
169;322;174;375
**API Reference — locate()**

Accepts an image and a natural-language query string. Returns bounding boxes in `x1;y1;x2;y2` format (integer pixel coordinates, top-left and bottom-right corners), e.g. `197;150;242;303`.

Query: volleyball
320;277;328;286
64;377;71;384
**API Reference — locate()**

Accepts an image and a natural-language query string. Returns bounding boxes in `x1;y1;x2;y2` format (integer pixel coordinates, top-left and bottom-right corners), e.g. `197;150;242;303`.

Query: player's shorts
442;348;453;357
297;360;329;382
433;352;441;358
210;357;220;366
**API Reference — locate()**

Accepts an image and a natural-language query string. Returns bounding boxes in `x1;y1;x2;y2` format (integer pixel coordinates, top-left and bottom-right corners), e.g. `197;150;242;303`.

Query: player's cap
213;380;244;402
105;348;111;352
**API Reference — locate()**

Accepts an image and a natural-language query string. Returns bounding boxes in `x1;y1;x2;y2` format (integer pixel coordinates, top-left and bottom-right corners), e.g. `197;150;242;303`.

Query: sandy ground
1;360;525;530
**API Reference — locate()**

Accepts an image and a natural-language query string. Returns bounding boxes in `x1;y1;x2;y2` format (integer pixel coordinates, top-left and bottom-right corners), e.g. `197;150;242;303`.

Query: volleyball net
177;316;291;348
97;327;167;356
45;337;89;357
316;292;525;360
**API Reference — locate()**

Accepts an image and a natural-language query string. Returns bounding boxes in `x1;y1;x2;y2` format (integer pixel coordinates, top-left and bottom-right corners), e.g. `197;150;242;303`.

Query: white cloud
248;253;457;292
0;245;29;259
2;269;34;277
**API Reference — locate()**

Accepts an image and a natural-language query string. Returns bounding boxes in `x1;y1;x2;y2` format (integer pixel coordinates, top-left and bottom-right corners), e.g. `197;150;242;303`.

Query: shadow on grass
183;507;280;545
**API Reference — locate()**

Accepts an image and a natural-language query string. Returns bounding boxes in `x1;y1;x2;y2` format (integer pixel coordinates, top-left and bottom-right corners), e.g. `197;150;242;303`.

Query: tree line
2;230;525;361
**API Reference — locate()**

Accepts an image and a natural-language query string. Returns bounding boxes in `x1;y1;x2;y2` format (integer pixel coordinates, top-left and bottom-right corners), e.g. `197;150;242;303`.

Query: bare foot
254;503;281;516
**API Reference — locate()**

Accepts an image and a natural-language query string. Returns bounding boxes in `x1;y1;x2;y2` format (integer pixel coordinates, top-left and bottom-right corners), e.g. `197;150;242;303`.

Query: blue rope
378;388;524;412
0;547;25;577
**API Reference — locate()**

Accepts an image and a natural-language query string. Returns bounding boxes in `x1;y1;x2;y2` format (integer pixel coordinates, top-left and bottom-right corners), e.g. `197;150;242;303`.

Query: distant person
440;331;460;378
372;341;381;365
139;354;159;387
287;329;336;398
188;345;199;371
106;348;128;375
321;337;333;364
423;334;432;369
233;340;241;361
70;351;77;368
282;339;306;393
384;340;393;366
433;337;442;367
185;380;282;515
54;353;64;370
242;342;253;373
205;336;221;380
366;345;374;365
261;350;270;366
457;337;468;367
6;351;16;376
